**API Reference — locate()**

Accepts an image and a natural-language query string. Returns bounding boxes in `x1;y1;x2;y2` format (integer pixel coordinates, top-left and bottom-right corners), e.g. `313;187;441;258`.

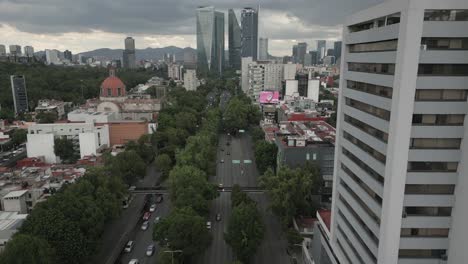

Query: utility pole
164;249;182;264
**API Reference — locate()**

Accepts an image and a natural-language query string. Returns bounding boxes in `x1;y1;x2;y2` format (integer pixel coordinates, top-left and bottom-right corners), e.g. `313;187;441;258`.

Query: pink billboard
259;91;280;104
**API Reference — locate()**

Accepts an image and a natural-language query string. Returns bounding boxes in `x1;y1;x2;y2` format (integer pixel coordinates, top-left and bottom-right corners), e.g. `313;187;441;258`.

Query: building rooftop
317;209;331;231
3;189;28;199
276;120;336;147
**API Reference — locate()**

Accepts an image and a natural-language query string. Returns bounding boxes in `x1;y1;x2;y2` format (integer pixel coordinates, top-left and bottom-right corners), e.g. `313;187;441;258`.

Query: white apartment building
325;1;468;264
45;49;60;65
183;69;199;91
241;57;253;93
168;64;183;80
284;63;298;80
24;46;34;57
246;61;284;102
27;123;109;163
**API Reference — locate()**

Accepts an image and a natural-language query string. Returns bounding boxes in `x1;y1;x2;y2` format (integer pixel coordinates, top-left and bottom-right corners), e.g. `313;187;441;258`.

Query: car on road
154;216;161;223
218;183;223;189
146;244;155;256
129;259;139;264
220;159;224;163
206;221;212;229
124;241;134;253
141;221;149;230
149;204;156;212
143;212;151;221
156;195;164;203
216;213;221;221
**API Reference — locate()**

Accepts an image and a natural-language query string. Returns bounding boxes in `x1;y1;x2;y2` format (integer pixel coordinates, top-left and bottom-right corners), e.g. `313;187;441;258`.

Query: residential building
184;69;199;91
168;64;183;80
0;45;5;56
123;37;136;69
246;61;284;102
241;7;259;60
10;75;28;115
284;63;298;80
196;6;225;75
45;49;60;65
24;46;34;57
283;56;294;64
241;57;253;93
35;99;66;119
259;37;269;60
278;96;328;123
334;41;342;61
228;9;242;70
26;123;110;163
323;56;336;66
0;211;28;251
9;45;21;56
317;40;326;62
63;50;72;61
297;42;308;65
304;53;312;66
327;1;468;264
1;190;29;214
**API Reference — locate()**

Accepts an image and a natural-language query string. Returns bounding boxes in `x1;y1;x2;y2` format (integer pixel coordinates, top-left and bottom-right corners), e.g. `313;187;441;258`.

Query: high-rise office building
327;48;335;56
196;6;225;75
241;7;258;60
64;50;72;61
24;46;34;57
259;37;269;60
297;42;307;65
317;40;326;62
10;75;28;114
334;41;343;61
0;45;6;56
292;45;299;63
228;9;242;70
45;49;60;65
309;50;318;65
311;1;468;264
9;45;21;56
123;37;136;69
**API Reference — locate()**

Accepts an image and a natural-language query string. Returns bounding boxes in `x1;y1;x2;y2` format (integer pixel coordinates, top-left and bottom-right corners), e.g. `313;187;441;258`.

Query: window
342;147;384;184
341;163;382;204
418;64;468;76
107;88;112;96
348;63;395;75
412;114;464;126
400;228;449;238
349;13;401;33
399;249;447;259
349;40;398;53
347;80;392;98
407;162;458;172
340;181;381;224
345;115;389;142
410;138;461;149
422;38;468;50
424;10;468;21
339;196;380;244
415;89;468;101
346;98;391;121
405;184;455;195
404;207;452;217
336;225;368;264
117;88;121;96
343;131;386;164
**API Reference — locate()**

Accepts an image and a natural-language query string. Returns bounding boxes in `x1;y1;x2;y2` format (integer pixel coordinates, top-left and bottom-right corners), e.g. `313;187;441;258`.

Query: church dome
100;68;126;97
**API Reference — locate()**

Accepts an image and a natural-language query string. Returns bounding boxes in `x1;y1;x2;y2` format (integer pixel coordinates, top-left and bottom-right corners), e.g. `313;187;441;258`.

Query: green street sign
232;160;241;164
244;160;252;164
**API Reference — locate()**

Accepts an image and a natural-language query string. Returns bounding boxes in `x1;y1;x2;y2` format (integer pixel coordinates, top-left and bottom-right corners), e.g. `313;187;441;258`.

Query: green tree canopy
155;153;173;178
0;234;55;264
106;150;146;185
36;112;58;123
10;129;27;146
254;141;278;175
54;136;78;163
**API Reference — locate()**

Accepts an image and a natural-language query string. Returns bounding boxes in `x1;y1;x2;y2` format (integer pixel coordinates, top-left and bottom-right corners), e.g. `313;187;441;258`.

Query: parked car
124;241;134;253
149;204;156;212
129;259;139;264
143;212;151;221
220;159;224;163
206;221;212;230
141;221;149;231
216;213;221;221
218;183;224;189
146;244;155;256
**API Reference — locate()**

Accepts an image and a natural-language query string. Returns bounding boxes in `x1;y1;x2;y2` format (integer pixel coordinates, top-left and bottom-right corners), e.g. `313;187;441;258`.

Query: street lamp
164;249;183;264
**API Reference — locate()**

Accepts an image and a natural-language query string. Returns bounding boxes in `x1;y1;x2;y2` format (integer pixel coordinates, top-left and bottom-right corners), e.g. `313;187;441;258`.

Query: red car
143;212;151;221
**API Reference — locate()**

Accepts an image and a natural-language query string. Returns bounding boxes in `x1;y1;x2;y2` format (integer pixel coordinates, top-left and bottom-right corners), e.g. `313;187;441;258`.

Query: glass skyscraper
228;9;241;70
196;6;225;76
241;7;258;60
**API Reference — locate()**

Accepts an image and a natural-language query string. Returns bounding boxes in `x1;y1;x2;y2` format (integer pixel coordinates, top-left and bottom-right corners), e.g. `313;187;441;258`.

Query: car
124;241;134;253
149;204;156;212
129;259;139;264
141;221;149;230
154;216;161;223
216;213;221;221
155;195;164;203
129;186;136;191
206;221;212;229
218;183;224;188
143;212;151;221
146;244;155;256
220;159;224;163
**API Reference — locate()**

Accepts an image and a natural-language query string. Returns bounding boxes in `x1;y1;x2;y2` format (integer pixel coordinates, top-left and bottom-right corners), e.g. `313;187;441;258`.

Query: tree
0;234;55;264
155;154;173;178
286;228;304;247
10;129;27;146
250;126;265;144
328;112;337;128
225;201;265;263
107;150;146;185
169;165;218;203
176;133;217;175
254;141;278;175
231;184;252;208
54;136;78;163
153;207;212;257
156;247;182;264
36;112;58;123
223;97;249;133
259;164;322;225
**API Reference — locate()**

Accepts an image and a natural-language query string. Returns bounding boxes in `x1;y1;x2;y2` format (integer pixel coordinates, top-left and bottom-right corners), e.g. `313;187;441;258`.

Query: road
92;163;170;264
198;133;289;264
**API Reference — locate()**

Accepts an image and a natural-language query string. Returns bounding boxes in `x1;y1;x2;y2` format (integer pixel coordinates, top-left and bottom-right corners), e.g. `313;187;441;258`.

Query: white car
141;221;149;231
149;204;156;212
146;244;155;256
124;241;134;253
129;259;139;264
206;221;212;229
154;216;161;223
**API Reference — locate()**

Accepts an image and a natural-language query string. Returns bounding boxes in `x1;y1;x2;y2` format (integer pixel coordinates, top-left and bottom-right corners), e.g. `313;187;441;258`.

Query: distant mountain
77;46;196;61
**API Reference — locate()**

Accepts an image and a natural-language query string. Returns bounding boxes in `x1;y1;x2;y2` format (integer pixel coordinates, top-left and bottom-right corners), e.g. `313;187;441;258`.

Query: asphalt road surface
198;133;289;264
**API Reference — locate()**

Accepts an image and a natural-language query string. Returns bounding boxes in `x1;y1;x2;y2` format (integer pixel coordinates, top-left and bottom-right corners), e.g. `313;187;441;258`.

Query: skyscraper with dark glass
228;9;241;70
196;6;225;75
334;41;342;61
317;40;326;62
241;7;258;60
10;75;28;114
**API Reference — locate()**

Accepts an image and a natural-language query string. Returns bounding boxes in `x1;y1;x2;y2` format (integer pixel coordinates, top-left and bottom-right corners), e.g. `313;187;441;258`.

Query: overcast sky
0;0;384;56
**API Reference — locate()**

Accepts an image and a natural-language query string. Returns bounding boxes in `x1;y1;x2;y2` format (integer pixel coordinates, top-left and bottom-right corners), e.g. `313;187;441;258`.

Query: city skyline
0;0;383;56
